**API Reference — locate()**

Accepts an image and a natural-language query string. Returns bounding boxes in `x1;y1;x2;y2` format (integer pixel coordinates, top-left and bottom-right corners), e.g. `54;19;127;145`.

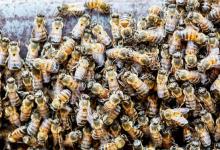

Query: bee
195;123;211;147
162;128;174;149
51;119;63;149
197;55;220;72
7;41;23;71
5;106;21;127
71;14;91;40
55;36;76;64
133;139;144;150
91;23;112;47
110;13;121;46
149;117;162;148
109;121;121;138
76;94;91;127
0;37;10;66
67;50;81;72
147;95;158;118
7;126;26;143
122;71;149;97
84;0;111;14
183;83;197;110
51;89;71;110
25;40;40;66
59;105;73;130
31;68;43;91
160;44;171;71
137;17;147;31
186;0;200;12
121;95;138;121
121;115;143;140
138;111;150;137
185;41;198;69
183;126;193;143
134;27;165;44
59;73;79;92
106;47;132;60
34;90;49;118
103;105;121;126
210;74;220;95
170;144;185;150
168;81;184;105
188;11;214;33
168;28;182;55
161;108;189;127
175;69;201;84
21;70;33;92
27;111;41;136
208;6;220;24
165;4;179;33
215;116;220;142
20;95;34;122
186;140;201;150
165;0;176;6
87;80;109;99
200;110;215;134
37;118;52;145
103;90;123;112
200;0;211;13
74;57;89;81
63;130;82;147
197;87;216;114
23;135;39;148
146;6;163;28
49;17;64;45
207;33;219;55
4;77;21;106
41;42;57;59
171;52;183;73
31;14;47;42
80;127;92;150
57;3;85;17
98;135;126;150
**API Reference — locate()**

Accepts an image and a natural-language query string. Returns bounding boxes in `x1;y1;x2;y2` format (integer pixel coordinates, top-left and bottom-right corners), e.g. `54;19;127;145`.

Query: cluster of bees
1;0;220;149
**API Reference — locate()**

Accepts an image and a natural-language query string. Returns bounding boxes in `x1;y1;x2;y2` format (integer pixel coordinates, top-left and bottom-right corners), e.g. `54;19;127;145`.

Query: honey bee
84;0;111;14
185;41;198;69
137;17;147;31
146;6;163;28
175;69;201;84
63;130;82;147
21;70;33;92
5;106;21;127
76;94;91;127
31;14;47;42
67;50;81;72
186;140;201;150
162;128;174;149
183;126;193;143
31;68;43;91
138;111;150;137
168;28;182;55
165;4;179;33
121;95;138;121
34;90;49;118
25;40;40;66
197;55;220;72
195;123;211;147
170;144;184;150
109;121;121;138
23;135;39;148
57;3;85;17
20;95;34;122
49;17;64;45
91;23;112;47
171;52;183;73
7;41;23;71
103;90;123;112
157;69;170;100
187;11;214;33
74;57;89;81
200;0;211;13
37;118;52;145
215;116;220;142
110;13;121;46
58;105;72;130
87;80;109;99
103;105;121;126
160;44;171;71
161;108;189;127
80;127;92;150
27;111;41;136
4;77;21;106
197;87;216;114
59;73;79;92
168;81;184;105
207;33;219;55
147;95;158;118
41;42;57;59
98;135;126;150
183;83;197;110
208;6;220;24
106;47;132;61
133;139;145;150
186;0;200;12
200;110;215;134
122;71;149;97
51;119;63;149
71;14;91;40
51;89;71;110
210;74;220;95
0;37;10;66
7;126;26;143
121;115;143;140
134;27;165;44
149;117;162;148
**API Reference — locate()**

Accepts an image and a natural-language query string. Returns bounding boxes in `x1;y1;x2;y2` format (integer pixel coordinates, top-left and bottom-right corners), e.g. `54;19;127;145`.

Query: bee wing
173;108;190;114
172;116;188;126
